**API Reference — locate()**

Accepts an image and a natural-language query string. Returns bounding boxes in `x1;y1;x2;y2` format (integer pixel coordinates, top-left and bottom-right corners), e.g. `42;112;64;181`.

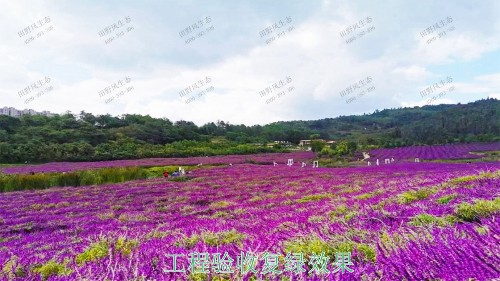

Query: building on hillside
0;107;9;116
8;108;21;118
0;106;54;118
274;140;293;146
299;139;337;147
22;109;36;116
41;110;55;117
266;140;293;147
299;140;312;146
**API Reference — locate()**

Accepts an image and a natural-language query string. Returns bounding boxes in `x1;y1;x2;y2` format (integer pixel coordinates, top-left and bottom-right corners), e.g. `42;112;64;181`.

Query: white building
22;109;36;116
41;110;54;117
0;106;54;118
10;108;21;118
0;107;9;116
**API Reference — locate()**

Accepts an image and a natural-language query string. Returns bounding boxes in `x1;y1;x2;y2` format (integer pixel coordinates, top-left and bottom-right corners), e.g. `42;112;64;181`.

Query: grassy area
317;158;356;168
0;165;201;193
455;198;500;222
0;164;27;168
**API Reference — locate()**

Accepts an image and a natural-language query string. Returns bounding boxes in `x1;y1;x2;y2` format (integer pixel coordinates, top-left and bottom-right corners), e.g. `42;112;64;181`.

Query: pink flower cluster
1;152;314;175
369;142;500;160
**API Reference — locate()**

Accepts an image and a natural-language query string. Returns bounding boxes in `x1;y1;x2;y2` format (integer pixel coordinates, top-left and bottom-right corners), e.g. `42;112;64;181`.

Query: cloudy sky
0;0;499;125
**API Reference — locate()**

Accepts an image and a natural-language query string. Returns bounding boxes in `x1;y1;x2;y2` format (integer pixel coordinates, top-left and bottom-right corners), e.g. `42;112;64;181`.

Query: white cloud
392;66;430;81
0;0;499;125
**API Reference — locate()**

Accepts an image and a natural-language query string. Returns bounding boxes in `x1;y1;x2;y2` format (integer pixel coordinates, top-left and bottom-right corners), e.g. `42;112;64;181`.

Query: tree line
0;98;498;163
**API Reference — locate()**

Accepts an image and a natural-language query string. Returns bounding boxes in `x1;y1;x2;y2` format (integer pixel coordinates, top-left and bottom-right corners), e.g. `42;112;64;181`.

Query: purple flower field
369;142;500;161
0;152;314;175
0;161;499;280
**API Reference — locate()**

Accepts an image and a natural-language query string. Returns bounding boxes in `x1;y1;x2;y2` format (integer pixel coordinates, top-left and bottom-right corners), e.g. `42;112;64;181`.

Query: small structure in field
178;167;186;175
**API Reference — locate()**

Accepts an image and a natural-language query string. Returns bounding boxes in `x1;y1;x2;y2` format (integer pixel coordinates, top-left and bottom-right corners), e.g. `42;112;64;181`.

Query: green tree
310;134;321;140
311;140;325;152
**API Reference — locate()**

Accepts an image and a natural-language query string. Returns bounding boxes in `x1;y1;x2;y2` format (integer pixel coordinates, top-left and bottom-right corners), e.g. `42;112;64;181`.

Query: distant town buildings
0;106;54;118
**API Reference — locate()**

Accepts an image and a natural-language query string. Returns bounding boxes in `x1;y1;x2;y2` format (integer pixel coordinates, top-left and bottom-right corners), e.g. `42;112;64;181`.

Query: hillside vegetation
0;99;498;163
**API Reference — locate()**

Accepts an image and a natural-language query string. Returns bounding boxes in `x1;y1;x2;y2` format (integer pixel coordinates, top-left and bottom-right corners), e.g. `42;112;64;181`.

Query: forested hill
0;98;498;163
266;98;499;146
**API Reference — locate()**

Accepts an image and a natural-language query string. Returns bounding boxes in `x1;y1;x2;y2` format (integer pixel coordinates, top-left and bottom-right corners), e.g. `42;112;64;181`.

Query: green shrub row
0;166;184;193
